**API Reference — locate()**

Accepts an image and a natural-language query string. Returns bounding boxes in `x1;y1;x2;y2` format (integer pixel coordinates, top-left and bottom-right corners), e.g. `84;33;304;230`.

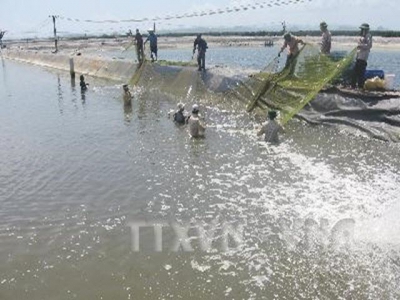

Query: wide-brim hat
359;23;370;30
320;21;328;28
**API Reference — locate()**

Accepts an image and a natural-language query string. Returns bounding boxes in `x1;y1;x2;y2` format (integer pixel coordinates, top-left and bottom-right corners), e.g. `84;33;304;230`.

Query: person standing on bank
144;29;158;62
351;23;373;89
193;34;208;71
134;29;144;64
319;21;331;55
278;33;305;74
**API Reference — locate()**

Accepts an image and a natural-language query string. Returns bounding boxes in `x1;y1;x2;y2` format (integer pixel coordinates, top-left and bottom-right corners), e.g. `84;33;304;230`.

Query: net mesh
228;44;356;124
130;44;356;124
130;59;210;100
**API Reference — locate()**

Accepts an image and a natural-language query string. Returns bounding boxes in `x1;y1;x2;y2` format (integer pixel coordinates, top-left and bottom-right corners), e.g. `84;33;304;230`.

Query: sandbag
364;76;385;90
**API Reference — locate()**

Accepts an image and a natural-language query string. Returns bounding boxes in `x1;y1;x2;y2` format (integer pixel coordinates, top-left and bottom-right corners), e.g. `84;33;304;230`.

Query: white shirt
321;30;332;54
188;114;205;138
356;33;373;61
258;120;283;143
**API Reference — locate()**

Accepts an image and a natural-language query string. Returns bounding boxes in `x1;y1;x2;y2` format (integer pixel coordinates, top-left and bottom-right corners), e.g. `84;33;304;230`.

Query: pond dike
2;50;245;93
2;50;138;82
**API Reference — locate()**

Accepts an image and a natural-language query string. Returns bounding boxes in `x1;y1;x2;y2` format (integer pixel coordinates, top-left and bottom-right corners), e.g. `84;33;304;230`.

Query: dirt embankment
4;35;400;54
2;48;138;82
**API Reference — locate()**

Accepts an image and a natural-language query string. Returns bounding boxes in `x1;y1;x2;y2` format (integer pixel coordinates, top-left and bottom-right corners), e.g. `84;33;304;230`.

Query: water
1;49;400;299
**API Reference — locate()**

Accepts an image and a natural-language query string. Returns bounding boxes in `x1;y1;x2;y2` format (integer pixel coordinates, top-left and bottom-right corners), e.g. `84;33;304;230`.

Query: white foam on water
172;106;400;297
355;198;400;247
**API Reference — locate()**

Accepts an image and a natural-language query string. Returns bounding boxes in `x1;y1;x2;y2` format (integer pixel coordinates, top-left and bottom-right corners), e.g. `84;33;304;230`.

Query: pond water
0;48;399;299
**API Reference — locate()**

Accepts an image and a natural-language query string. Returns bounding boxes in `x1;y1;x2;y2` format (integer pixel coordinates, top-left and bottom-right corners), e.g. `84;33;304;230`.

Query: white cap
192;104;199;113
177;102;184;109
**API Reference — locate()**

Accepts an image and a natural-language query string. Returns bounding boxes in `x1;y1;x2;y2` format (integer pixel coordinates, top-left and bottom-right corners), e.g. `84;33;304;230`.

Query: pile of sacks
364;76;385;90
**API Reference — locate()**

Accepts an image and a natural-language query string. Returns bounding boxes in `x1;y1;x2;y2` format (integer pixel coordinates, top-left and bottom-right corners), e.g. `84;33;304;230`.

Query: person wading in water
257;110;284;144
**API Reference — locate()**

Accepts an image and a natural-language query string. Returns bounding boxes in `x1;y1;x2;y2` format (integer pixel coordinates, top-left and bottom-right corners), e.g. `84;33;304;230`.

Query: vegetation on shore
156;60;197;67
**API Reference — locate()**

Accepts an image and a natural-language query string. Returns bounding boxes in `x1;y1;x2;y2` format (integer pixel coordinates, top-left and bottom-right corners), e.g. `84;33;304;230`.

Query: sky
0;0;399;39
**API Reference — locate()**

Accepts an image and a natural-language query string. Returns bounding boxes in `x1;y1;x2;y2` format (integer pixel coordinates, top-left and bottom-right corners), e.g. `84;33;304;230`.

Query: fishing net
228;44;356;124
129;59;210;100
129;44;356;124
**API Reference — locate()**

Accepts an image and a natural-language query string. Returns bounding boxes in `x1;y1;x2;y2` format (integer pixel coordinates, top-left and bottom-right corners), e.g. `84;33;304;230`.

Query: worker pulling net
228;43;356;124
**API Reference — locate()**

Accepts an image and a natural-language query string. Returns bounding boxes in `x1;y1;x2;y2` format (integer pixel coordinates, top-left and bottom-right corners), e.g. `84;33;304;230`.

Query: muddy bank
1;49;247;93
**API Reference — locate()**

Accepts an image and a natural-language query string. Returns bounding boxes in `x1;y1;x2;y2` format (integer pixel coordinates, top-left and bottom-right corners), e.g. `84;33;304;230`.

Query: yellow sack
364;76;385;90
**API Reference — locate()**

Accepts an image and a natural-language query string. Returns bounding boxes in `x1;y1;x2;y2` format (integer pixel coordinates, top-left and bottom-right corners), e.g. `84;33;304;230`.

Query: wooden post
0;31;5;48
50;15;59;52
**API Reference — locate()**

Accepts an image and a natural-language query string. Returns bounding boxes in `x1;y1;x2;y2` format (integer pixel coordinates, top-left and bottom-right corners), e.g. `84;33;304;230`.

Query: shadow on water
187;136;209;159
70;74;76;89
122;85;133;124
0;54;8;88
56;72;89;113
70;75;78;105
69;75;79;110
123;101;133;124
81;88;86;104
56;75;64;115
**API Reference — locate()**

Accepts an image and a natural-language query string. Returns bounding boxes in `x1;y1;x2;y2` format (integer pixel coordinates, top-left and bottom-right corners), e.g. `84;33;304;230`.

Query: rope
58;0;313;25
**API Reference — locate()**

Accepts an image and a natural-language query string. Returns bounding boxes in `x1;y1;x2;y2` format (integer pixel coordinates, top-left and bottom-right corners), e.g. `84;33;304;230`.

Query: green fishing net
130;44;356;124
232;44;356;124
129;59;208;99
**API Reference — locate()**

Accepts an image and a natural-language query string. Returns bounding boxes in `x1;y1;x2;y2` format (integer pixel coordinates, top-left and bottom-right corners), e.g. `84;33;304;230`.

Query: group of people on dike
124;22;372;143
279;22;372;89
130;28;158;63
131;21;372;89
129;29;208;71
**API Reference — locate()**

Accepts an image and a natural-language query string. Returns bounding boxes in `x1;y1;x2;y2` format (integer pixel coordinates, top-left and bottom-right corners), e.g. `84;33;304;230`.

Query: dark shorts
150;45;157;54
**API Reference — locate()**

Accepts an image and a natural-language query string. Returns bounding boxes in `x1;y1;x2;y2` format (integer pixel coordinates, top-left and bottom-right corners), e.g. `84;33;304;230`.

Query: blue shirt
145;33;157;47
